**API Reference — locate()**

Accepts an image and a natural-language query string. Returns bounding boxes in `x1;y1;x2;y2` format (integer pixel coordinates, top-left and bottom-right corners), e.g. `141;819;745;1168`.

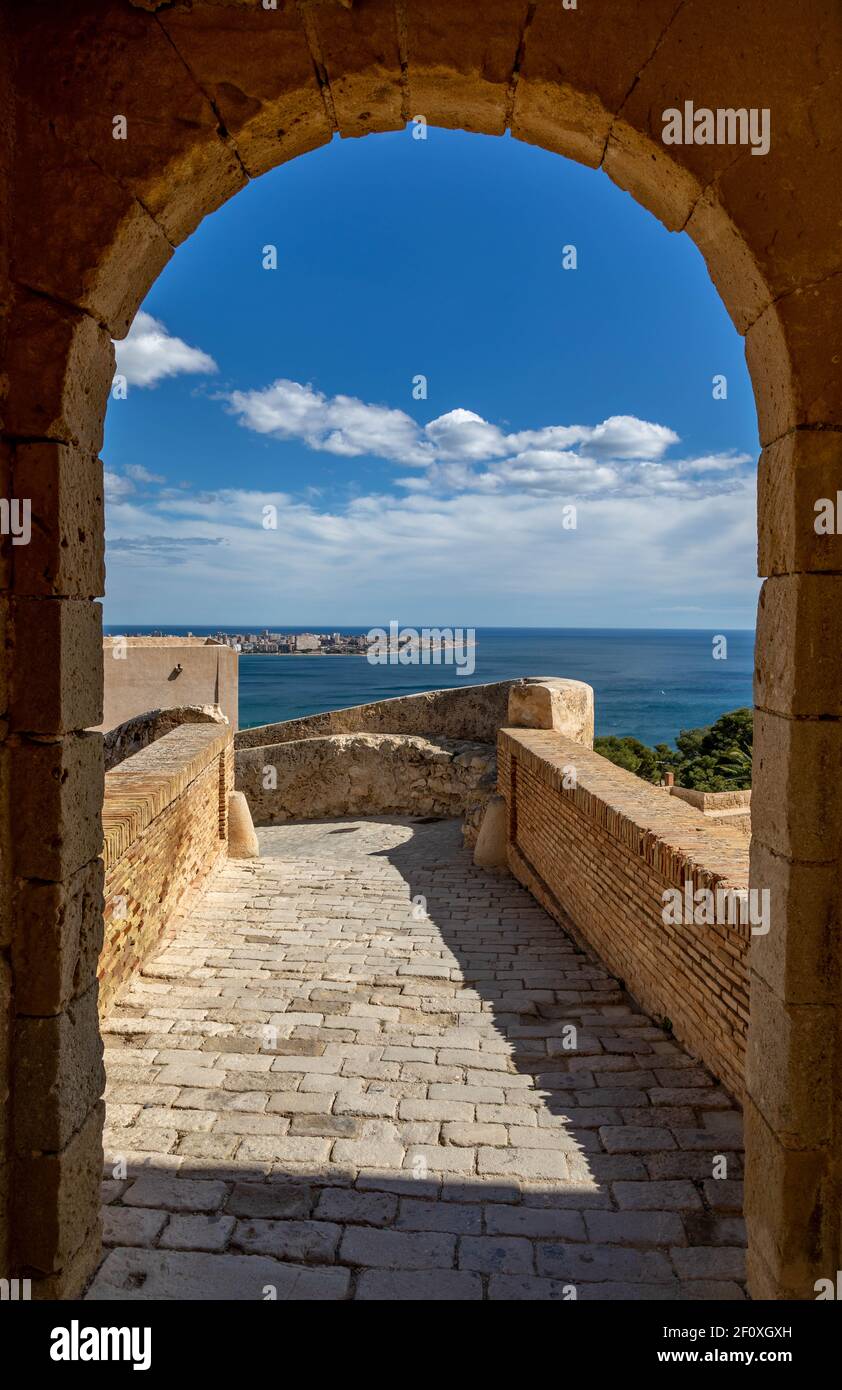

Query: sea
104;627;755;749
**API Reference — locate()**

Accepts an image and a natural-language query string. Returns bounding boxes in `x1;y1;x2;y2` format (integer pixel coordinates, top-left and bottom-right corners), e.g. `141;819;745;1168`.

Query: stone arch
1;0;839;1299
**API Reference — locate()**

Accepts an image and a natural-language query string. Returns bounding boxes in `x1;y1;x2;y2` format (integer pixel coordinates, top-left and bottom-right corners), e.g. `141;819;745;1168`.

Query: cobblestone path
90;817;746;1301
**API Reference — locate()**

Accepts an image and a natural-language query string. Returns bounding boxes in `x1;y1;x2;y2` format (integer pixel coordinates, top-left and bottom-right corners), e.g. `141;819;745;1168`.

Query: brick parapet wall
499;728;751;1100
99;724;232;1012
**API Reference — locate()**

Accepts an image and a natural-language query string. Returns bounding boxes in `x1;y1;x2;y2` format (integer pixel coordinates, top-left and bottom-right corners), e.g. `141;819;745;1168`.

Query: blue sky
104;128;760;628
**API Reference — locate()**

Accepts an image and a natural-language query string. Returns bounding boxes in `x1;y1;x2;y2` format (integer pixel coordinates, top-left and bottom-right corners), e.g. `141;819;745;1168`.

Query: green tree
595;707;752;792
593;735;675;782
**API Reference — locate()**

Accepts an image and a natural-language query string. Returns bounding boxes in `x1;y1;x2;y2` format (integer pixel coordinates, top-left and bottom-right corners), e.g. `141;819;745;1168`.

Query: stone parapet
499;728;751;1100
235;678;527;749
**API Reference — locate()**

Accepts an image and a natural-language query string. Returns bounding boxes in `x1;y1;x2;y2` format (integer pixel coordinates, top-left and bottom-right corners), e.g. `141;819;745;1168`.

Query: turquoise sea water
104;627;755;749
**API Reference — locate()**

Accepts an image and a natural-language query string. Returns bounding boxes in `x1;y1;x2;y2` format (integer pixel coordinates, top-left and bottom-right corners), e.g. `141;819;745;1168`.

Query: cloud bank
224;379;751;500
104;372;757;624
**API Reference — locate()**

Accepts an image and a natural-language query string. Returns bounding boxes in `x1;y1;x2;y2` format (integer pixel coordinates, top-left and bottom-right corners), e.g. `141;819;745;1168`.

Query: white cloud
114;311;218;389
104;469;135;501
423;408;509;461
226;379;434;466
104;473;759;627
125;463;166;484
105;463;168;502
222;379;749;501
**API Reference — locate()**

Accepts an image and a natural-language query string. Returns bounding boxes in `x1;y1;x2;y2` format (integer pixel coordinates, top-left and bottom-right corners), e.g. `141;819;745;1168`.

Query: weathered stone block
686;189;772;335
752;709;842;862
12;444;105;598
2;293;114;454
758;431;842;577
14;0;246;246
10;598;102;734
12;108;172;337
747;275;842;446
513;0;679;168
12;857;104;1016
743;1096;827;1300
507;678;594;745
11;732;103;881
713;33;842;304
756;575;842;718
307;0;404;137
750;840;838;1007
12;1099;104;1279
0;441;11;596
405;0;530;135
160;2;331;179
29;1219;102;1300
0;743;10;949
14;983;105;1152
603;119;702;232
236;732;495;824
745;972;832;1149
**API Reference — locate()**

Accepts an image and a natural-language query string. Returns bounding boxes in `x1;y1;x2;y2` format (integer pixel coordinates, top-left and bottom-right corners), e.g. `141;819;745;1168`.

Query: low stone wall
103;704;228;772
670;786;752;837
499;728;751;1100
236;733;496;826
99;723;233;1012
670;787;752;814
235;678;529;749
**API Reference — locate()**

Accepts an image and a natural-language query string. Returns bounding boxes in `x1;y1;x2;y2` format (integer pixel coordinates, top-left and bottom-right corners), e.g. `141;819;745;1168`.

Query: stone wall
499;728;751;1101
236;733;496;828
235;678;530;749
100;637;238;733
0;0;11;1292
670;787;752;815
670;786;752;837
103;703;228;772
100;723;232;1013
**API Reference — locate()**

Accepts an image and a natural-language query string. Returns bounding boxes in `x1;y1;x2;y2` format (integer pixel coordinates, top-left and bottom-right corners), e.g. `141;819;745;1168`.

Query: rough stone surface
507;678;595;747
236;733;496;827
88;816;746;1301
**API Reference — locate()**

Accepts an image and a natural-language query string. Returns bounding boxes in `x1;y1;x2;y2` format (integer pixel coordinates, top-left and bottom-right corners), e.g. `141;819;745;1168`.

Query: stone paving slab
88;817;746;1301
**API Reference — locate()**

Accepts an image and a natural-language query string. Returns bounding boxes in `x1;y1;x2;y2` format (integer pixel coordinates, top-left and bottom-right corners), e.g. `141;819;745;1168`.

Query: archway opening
4;0;838;1306
93;125;758;1301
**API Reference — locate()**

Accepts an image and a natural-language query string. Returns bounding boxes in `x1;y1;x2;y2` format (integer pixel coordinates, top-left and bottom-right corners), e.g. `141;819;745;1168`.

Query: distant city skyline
104;129;760;629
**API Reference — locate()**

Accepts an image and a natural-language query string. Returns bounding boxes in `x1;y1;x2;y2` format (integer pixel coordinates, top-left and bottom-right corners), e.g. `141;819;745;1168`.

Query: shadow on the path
372;818;743;1197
